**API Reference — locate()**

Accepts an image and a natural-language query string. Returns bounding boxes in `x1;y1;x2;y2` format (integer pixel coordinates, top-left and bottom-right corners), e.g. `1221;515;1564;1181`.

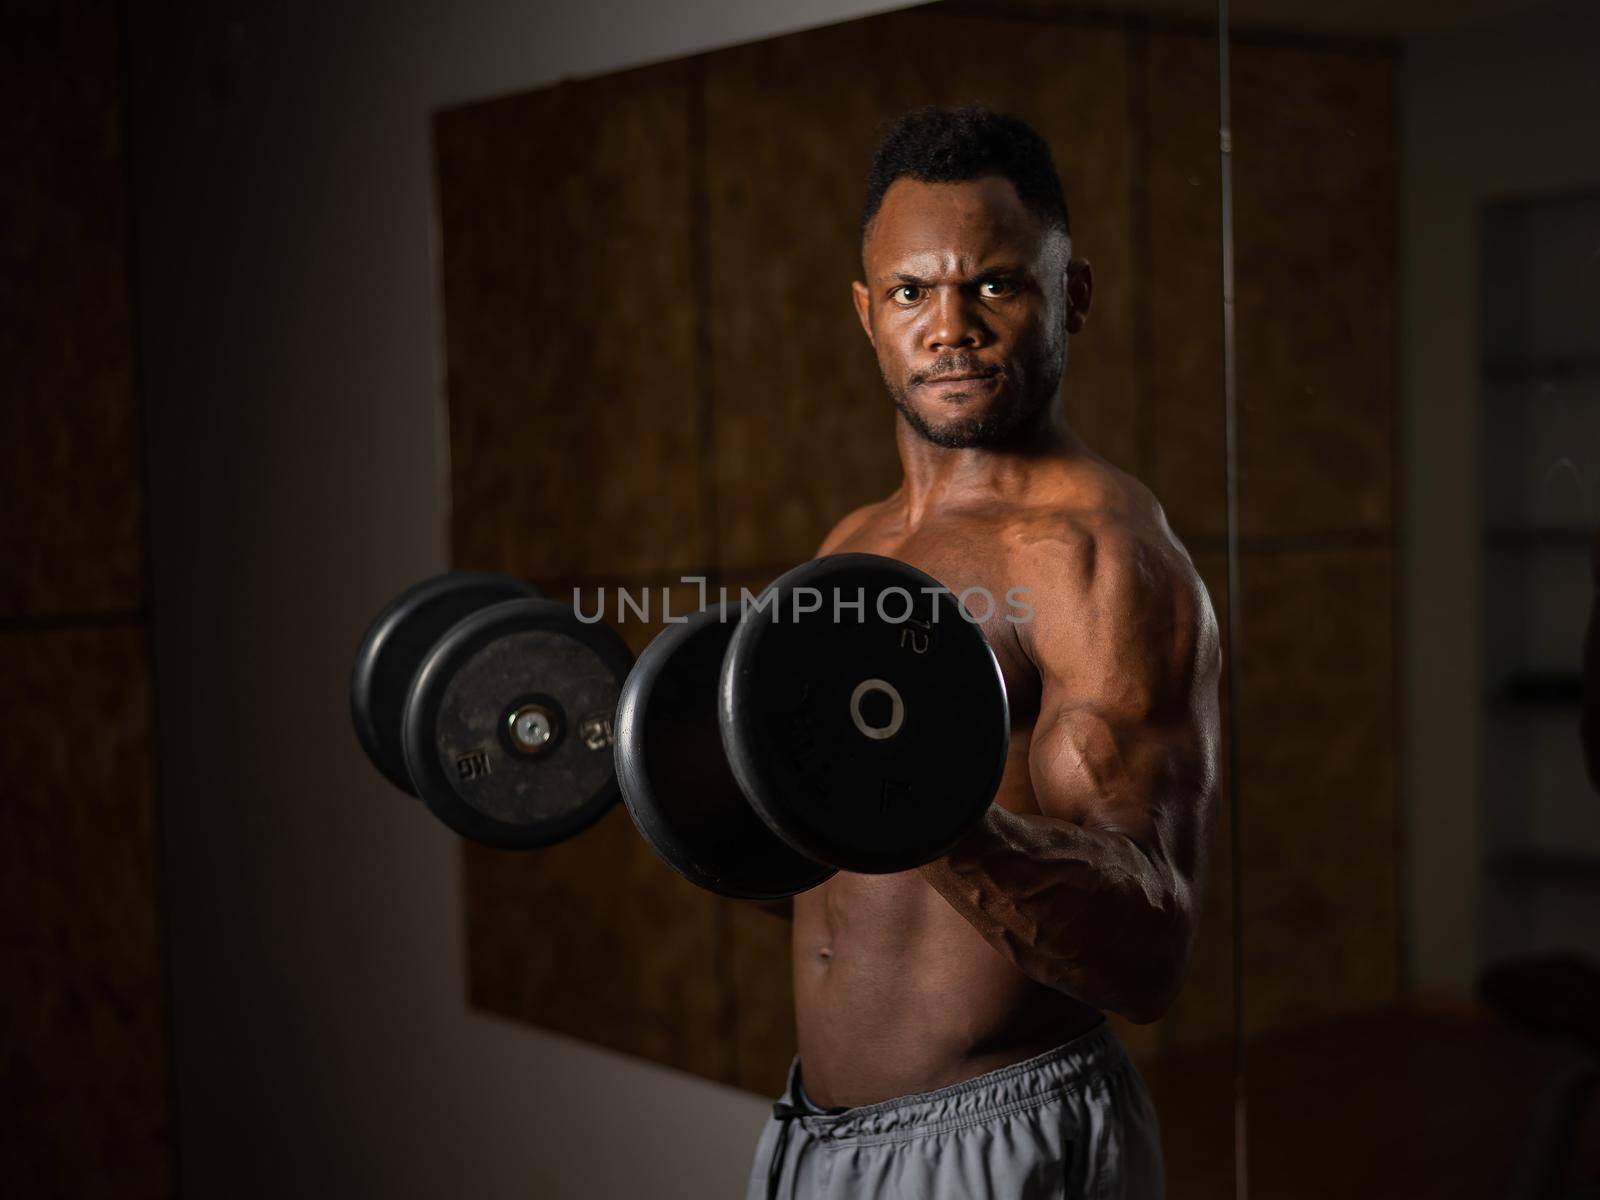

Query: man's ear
851;279;875;346
1065;258;1093;335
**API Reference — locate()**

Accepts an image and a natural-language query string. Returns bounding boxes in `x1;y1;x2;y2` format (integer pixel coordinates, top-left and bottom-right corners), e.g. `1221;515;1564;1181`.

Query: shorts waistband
781;1019;1123;1143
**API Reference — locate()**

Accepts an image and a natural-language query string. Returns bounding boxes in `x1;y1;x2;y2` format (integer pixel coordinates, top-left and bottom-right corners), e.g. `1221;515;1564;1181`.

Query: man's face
852;175;1090;449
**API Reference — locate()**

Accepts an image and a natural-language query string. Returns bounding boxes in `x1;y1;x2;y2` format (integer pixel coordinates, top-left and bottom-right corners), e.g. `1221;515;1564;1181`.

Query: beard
886;342;1065;450
892;387;1032;449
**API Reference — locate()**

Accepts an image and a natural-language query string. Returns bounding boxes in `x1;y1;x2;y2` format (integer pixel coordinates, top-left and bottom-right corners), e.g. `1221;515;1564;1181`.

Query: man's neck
893;409;1082;528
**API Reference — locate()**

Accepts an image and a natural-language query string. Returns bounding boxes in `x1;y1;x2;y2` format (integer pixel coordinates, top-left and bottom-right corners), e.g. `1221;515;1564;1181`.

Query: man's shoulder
1009;460;1193;594
1011;463;1219;690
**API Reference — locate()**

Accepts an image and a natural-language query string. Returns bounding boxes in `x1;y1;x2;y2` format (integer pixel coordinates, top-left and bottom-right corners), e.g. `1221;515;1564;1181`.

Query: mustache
910;356;1002;387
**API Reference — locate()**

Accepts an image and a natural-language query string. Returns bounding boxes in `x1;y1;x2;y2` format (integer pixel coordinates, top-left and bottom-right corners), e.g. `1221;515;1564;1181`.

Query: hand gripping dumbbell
614;554;1011;898
350;572;634;849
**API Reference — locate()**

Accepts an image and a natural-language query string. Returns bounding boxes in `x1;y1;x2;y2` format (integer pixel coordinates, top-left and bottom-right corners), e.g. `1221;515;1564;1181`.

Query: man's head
853;105;1092;450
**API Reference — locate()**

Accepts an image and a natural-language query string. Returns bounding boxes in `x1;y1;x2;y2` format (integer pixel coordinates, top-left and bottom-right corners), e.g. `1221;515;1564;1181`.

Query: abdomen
791;868;1102;1107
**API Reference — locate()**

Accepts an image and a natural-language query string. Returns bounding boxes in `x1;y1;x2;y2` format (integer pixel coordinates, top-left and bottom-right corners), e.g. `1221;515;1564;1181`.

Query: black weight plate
720;554;1010;874
402;597;633;849
616;606;835;900
351;572;540;794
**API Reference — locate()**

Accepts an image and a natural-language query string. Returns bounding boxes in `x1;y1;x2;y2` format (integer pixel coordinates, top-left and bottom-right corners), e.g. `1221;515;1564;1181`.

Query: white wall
1402;0;1600;993
126;2;912;1196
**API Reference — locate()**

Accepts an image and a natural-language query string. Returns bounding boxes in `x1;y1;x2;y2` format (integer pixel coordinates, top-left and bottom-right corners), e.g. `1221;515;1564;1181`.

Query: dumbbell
614;554;1011;898
350;572;634;849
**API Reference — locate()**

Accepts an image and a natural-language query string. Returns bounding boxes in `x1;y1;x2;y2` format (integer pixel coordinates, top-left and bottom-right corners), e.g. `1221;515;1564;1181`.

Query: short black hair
860;104;1070;243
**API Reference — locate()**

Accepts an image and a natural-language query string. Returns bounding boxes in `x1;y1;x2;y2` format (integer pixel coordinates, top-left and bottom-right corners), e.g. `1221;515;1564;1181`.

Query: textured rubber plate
350;572;538;794
617;606;834;899
720;554;1010;874
402;597;632;848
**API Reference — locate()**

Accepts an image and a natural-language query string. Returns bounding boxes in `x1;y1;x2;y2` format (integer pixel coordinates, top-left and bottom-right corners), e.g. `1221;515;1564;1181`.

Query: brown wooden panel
1245;1005;1564;1199
1231;44;1397;538
728;900;796;1096
462;579;738;1080
435;60;706;582
1237;546;1399;1037
1143;38;1396;541
0;2;143;618
0;628;170;1198
1139;1039;1237;1200
704;9;1137;570
1140;1001;1570;1200
1147;543;1399;1053
1141;31;1227;541
1166;546;1399;1046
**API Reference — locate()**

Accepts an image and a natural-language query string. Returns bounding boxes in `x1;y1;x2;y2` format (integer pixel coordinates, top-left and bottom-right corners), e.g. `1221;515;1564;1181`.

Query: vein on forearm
920;806;1186;1019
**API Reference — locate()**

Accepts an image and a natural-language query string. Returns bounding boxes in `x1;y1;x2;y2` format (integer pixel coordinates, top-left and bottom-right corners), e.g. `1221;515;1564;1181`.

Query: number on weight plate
455;748;492;781
899;625;930;654
580;714;614;751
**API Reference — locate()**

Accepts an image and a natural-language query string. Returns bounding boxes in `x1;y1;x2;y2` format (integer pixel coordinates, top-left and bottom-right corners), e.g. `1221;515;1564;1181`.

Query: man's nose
924;289;987;352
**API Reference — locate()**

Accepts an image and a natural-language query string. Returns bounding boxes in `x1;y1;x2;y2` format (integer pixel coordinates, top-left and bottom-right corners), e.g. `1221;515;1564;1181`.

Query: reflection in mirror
432;0;1239;1195
1232;0;1600;1195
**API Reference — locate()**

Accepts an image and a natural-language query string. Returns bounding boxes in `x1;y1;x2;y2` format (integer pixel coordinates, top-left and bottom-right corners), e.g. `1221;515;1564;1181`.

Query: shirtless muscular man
744;105;1222;1200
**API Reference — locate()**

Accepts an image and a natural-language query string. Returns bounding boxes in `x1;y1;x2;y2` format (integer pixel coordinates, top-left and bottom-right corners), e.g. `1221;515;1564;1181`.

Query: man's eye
893;285;923;304
978;280;1013;298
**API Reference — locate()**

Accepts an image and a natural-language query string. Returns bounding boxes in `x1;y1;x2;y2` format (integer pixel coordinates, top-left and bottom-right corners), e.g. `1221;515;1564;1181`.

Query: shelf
1491;672;1585;708
1483;355;1600;385
1483;526;1596;550
1486;848;1600;884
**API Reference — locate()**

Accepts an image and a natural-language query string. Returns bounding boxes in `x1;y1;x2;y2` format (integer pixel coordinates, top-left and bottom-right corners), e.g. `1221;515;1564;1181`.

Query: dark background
3;0;1596;1196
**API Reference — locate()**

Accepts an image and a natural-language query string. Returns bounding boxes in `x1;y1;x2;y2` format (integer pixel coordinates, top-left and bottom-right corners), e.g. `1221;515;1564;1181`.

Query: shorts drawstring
766;1100;805;1200
768;1070;851;1200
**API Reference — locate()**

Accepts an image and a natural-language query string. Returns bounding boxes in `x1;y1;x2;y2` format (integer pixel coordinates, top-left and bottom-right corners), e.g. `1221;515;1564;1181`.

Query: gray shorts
745;1021;1163;1200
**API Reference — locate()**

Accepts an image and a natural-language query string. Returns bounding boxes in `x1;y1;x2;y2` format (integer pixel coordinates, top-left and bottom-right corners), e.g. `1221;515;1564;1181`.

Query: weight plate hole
849;678;904;741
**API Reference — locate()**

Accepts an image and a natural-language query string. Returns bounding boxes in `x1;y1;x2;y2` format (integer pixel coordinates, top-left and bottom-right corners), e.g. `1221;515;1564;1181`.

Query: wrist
934;802;1005;865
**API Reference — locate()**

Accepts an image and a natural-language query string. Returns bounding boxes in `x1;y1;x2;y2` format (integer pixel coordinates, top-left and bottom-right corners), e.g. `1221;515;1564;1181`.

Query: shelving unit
1493;672;1585;708
1478;191;1600;962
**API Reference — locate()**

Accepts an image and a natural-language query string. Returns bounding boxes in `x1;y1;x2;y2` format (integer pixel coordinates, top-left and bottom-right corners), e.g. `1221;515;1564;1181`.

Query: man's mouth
920;372;999;391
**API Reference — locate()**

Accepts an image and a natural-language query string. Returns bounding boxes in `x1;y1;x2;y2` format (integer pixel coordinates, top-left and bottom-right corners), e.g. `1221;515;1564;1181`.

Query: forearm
919;805;1189;1023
